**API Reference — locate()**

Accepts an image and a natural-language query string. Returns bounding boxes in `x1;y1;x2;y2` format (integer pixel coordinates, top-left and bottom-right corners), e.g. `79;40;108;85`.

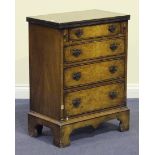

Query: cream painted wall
16;0;138;85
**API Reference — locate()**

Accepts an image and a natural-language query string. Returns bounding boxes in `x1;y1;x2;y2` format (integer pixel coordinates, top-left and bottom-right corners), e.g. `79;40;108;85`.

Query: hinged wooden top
26;10;130;29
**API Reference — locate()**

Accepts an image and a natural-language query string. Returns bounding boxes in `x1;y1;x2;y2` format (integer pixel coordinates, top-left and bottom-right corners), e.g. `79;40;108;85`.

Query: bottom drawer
65;82;125;117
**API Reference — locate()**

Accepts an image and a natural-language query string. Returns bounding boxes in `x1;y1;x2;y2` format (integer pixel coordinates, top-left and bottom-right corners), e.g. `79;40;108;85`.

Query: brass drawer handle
109;91;117;99
109;65;118;74
72;49;81;57
110;43;118;51
72;72;81;81
75;29;83;38
108;25;116;33
72;98;81;108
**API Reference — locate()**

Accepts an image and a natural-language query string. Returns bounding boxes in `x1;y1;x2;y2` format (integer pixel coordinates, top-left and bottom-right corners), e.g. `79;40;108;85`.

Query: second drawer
64;58;125;88
64;38;125;63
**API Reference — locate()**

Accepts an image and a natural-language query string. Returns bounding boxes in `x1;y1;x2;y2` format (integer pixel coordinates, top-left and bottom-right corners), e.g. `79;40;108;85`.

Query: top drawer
69;22;121;41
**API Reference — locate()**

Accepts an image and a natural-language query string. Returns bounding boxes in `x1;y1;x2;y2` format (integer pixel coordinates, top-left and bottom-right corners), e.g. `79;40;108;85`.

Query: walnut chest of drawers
26;10;130;147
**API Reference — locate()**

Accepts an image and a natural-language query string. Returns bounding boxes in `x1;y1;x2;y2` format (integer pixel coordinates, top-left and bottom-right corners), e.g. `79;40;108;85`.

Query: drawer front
64;58;125;88
65;82;125;117
64;38;124;63
69;22;121;41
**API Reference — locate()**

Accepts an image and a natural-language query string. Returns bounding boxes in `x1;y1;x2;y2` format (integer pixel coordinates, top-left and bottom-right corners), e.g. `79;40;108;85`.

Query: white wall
15;0;139;98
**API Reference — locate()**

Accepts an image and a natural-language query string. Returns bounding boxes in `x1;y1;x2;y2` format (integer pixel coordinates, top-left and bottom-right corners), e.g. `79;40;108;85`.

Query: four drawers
64;58;124;88
69;22;121;41
64;22;126;117
65;82;125;116
64;38;125;62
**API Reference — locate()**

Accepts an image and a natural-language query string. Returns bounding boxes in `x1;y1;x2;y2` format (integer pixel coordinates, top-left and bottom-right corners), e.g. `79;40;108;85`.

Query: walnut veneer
27;9;130;147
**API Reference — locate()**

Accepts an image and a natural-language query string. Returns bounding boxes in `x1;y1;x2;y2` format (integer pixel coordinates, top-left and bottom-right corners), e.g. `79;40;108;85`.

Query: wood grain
64;57;125;88
28;107;129;147
27;12;130;147
69;22;121;41
29;23;63;120
64;37;125;62
121;22;128;105
65;82;125;117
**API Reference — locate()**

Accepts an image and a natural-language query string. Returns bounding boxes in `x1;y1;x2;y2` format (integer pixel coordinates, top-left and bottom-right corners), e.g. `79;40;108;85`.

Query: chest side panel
29;24;63;120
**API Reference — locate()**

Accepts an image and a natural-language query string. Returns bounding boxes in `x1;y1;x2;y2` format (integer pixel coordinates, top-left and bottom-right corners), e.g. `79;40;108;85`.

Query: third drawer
64;57;125;88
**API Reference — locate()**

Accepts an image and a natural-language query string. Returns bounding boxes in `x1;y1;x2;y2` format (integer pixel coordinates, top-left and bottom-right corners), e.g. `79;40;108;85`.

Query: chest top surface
26;10;130;29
